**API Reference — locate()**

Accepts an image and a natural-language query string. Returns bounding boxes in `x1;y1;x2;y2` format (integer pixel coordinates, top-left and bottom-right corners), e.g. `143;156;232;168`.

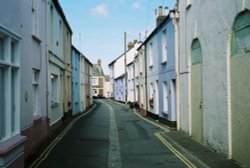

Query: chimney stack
164;7;169;16
97;59;102;66
156;6;168;26
158;6;163;16
127;41;134;50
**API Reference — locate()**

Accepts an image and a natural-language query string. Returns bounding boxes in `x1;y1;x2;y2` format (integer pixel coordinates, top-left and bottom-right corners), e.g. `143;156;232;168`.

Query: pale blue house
71;46;81;115
145;7;177;127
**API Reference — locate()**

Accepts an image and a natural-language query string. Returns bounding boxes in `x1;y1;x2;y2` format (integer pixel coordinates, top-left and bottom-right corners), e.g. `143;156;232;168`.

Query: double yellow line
155;132;197;168
29;105;96;168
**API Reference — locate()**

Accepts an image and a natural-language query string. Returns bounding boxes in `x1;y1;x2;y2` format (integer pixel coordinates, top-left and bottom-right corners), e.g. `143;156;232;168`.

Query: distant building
71;46;81;115
109;41;141;103
92;59;105;98
83;56;93;108
104;75;111;98
71;46;93;114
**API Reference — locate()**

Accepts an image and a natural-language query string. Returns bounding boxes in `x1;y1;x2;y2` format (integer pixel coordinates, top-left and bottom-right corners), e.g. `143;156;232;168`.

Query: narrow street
29;99;187;168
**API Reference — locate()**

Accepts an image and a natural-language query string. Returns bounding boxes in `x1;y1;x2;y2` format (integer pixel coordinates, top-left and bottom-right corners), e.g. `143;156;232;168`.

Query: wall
178;1;250;166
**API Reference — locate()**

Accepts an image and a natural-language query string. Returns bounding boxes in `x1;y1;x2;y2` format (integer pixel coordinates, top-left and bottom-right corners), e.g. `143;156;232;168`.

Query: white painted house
126;41;141;103
135;44;147;116
0;0;49;167
178;0;250;167
109;41;141;103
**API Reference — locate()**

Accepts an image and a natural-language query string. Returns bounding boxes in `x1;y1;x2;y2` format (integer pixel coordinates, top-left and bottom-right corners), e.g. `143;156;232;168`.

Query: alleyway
27;100;241;168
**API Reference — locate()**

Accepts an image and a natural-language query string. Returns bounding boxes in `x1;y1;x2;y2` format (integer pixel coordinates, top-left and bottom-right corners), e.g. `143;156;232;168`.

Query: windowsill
161;60;167;65
186;4;192;9
51;102;60;108
32;34;42;43
0;135;27;156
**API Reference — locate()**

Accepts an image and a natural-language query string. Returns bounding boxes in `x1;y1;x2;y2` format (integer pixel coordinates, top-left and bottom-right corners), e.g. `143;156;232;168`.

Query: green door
231;11;250;168
191;39;203;142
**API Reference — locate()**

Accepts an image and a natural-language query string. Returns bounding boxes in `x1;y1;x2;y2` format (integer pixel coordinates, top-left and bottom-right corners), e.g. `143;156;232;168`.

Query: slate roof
92;63;104;76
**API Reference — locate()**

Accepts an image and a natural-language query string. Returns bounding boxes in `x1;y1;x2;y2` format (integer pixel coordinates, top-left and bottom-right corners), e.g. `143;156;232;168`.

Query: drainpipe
124;32;127;103
145;45;148;116
173;0;180;130
45;0;50;136
133;57;136;103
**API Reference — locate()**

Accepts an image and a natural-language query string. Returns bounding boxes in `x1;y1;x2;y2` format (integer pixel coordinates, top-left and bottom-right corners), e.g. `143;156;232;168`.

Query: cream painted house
92;60;105;98
48;0;72;128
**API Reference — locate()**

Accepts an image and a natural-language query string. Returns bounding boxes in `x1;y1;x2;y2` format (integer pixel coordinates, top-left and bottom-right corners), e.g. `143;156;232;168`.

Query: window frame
231;10;250;56
0;26;21;142
162;29;167;64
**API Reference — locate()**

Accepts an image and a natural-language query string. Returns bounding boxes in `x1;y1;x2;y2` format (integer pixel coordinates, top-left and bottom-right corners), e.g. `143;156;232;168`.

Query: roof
108;41;142;67
92;63;105;76
52;0;73;34
72;45;93;66
142;11;173;45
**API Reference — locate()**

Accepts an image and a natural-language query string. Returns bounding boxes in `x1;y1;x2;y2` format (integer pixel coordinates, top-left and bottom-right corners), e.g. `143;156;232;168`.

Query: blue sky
59;0;175;74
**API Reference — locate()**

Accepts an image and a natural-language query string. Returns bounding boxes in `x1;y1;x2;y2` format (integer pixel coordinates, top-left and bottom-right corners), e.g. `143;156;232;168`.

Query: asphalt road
32;99;187;168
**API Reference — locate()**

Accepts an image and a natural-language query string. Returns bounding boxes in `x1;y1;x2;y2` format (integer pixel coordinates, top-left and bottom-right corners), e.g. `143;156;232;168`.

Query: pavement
134;111;242;168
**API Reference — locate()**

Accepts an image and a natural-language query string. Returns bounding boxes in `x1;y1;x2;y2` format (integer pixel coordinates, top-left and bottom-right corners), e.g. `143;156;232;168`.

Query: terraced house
178;1;250;167
144;6;178;127
0;1;92;167
48;0;72;130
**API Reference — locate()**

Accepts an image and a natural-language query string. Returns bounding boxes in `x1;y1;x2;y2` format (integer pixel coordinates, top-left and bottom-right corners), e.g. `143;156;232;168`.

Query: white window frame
148;43;153;67
0;26;21;142
163;81;169;114
162;30;167;63
51;74;58;105
32;69;40;117
32;0;39;37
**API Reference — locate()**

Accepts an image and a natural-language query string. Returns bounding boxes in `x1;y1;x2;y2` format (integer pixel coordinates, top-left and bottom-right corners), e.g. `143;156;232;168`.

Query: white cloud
91;4;108;17
132;2;141;9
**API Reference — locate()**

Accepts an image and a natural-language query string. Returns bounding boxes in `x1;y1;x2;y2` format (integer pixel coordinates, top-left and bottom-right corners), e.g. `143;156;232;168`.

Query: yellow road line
107;99;170;132
102;100;196;167
29;105;96;168
154;132;197;168
132;109;170;132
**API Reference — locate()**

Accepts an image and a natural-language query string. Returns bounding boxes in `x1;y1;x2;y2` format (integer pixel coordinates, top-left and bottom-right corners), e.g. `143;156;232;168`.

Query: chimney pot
158;6;163;16
165;7;169;16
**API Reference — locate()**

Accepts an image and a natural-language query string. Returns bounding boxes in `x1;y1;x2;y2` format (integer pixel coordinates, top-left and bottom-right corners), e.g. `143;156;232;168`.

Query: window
0;27;20;142
149;43;153;67
149;83;154;108
33;70;39;117
91;77;98;86
51;74;58;104
191;39;202;65
50;5;54;47
232;11;250;55
32;0;39;36
0;66;5;139
0;37;4;60
99;78;103;86
163;82;168;113
162;30;167;63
